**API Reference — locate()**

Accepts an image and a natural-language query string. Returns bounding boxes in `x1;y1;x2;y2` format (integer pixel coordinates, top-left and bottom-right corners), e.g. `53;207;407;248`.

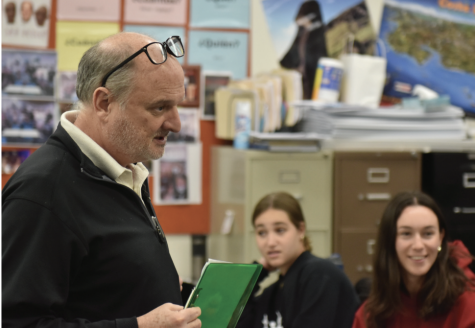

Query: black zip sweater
236;251;360;328
2;123;182;328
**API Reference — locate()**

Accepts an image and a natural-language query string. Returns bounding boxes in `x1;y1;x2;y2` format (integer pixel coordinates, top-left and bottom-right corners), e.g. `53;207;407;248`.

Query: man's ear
92;87;113;118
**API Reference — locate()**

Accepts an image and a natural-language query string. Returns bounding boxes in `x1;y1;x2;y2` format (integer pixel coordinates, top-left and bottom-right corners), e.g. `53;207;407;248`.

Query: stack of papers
291;101;467;140
249;131;328;152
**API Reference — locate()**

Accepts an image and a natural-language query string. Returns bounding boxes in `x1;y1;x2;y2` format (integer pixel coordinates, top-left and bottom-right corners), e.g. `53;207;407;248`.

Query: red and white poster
57;0;120;22
124;0;187;25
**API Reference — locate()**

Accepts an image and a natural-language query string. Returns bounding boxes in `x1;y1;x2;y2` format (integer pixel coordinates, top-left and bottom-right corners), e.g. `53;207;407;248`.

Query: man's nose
163;106;181;133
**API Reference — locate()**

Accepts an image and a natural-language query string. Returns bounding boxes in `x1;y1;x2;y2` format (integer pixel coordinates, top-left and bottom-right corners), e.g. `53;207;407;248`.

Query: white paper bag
340;53;387;108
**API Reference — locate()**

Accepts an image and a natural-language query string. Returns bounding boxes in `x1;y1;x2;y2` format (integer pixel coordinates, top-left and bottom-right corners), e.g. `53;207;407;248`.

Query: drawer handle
463;173;475;188
364;193;391;201
279;171;300;184
367;168;390;183
367;239;376;255
454;207;475;214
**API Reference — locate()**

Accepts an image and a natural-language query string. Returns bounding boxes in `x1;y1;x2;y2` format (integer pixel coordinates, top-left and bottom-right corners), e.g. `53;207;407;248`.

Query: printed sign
124;0;187;25
190;0;250;28
188;30;248;79
57;0;120;21
2;0;52;48
56;21;120;71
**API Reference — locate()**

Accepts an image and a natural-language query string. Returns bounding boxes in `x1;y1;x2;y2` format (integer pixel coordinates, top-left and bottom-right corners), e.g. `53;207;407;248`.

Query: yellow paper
56;21;120;71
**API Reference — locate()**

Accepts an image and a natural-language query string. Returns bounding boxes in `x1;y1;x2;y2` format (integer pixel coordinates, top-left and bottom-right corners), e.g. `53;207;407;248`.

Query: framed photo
153;143;202;205
179;65;201;108
2;49;57;99
2;149;31;174
2;97;56;144
201;71;232;120
168;108;200;143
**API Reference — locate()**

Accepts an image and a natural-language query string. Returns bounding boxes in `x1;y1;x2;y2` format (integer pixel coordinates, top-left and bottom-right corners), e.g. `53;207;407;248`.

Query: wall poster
56;21;120;71
201;71;232;120
57;0;120;21
2;0;52;48
2;49;56;98
2;98;56;144
124;0;187;25
188;30;248;80
380;0;475;114
261;0;376;99
190;0;249;28
153;143;202;205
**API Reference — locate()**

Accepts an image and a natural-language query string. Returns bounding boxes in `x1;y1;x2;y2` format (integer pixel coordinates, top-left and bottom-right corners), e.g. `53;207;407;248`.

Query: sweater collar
47;122;105;178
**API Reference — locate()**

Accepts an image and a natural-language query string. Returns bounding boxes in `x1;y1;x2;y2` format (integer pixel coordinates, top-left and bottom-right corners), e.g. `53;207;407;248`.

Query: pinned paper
56;21;120;71
220;210;235;235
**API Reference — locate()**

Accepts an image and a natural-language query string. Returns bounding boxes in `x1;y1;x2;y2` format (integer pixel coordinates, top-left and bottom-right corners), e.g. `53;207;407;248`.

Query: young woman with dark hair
237;192;359;328
353;191;475;328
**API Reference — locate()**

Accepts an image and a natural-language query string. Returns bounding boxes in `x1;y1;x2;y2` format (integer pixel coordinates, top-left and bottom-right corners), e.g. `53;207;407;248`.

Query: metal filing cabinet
333;152;421;284
208;146;334;263
422;152;475;264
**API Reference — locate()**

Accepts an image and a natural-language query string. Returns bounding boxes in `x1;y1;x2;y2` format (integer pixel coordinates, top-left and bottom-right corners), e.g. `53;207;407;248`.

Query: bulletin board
1;0;249;234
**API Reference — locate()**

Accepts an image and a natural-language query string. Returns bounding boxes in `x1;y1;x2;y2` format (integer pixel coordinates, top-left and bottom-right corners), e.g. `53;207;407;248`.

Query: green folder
185;261;262;328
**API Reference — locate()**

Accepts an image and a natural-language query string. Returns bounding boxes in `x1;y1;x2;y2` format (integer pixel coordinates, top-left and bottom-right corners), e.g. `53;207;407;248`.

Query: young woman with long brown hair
352;191;475;328
237;192;359;328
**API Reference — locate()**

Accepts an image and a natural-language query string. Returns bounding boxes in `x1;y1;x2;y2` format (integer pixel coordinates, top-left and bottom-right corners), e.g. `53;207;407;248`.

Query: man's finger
183;307;201;322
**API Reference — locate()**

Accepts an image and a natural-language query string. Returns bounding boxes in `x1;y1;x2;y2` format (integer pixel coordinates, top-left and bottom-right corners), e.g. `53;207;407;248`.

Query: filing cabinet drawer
422;152;475;259
249;156;332;231
339;231;378;284
334;152;421;229
422;152;475;207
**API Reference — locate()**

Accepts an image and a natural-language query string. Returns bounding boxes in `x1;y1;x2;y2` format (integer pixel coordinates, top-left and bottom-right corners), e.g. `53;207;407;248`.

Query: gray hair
76;35;135;109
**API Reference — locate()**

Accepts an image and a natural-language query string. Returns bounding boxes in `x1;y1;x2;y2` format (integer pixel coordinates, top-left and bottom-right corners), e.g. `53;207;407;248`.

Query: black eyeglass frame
101;36;185;87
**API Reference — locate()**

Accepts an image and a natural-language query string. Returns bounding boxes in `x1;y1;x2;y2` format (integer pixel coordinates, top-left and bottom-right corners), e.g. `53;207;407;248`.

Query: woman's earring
438;246;442;252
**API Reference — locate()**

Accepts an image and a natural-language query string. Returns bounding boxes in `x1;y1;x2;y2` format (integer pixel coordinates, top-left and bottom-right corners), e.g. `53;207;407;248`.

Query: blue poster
379;0;475;114
123;25;185;64
188;30;248;79
190;0;249;28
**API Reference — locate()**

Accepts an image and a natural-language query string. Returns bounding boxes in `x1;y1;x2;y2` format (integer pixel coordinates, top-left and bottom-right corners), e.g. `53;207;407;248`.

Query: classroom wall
0;0;387;282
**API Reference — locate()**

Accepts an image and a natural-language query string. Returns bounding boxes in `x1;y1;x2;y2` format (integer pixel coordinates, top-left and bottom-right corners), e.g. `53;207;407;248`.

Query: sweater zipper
80;168;166;243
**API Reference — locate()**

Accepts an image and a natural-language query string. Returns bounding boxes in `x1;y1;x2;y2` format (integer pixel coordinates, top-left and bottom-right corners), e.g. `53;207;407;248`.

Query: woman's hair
365;191;474;328
251;192;311;252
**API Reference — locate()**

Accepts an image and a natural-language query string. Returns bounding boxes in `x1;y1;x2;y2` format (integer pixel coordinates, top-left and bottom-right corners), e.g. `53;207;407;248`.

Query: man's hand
179;276;183;292
137;303;201;328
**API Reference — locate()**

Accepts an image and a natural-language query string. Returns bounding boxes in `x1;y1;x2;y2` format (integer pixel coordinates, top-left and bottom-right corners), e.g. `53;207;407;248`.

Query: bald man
2;32;201;328
20;0;33;22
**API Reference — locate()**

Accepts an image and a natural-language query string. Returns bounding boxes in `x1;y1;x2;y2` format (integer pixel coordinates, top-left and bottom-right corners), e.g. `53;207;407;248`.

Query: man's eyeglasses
101;36;185;87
